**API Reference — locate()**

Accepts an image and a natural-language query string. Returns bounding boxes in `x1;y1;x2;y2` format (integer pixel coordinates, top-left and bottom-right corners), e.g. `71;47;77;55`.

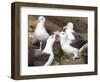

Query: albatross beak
63;26;67;30
54;31;60;40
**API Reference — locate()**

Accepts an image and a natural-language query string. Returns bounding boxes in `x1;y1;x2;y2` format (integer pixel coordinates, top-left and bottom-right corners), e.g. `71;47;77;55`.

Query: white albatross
43;34;56;66
34;16;50;50
63;22;82;40
58;31;87;60
28;34;56;66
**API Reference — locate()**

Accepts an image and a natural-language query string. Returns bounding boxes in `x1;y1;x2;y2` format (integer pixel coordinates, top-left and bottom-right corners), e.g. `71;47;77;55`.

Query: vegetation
54;52;70;65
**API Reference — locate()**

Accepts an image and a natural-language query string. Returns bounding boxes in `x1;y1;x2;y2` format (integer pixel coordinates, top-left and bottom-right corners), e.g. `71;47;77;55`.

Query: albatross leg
39;41;42;50
73;53;79;60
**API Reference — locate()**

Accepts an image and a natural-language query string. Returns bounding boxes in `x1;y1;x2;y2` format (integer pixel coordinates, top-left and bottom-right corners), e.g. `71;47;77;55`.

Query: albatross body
42;34;56;66
34;16;50;50
28;34;56;66
59;32;87;60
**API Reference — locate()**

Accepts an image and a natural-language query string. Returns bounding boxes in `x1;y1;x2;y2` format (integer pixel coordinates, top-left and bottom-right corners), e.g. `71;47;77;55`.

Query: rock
52;61;60;65
60;55;87;65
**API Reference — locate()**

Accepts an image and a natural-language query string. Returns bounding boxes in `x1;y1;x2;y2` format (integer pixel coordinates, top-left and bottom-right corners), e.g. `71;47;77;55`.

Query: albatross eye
62;33;64;35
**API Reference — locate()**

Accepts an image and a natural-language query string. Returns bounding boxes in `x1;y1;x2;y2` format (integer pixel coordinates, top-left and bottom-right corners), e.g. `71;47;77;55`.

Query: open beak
63;26;67;30
54;31;59;36
54;31;60;40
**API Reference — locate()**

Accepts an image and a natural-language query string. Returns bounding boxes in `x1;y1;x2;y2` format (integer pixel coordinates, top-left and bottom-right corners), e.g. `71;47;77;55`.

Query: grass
54;51;70;64
81;48;88;64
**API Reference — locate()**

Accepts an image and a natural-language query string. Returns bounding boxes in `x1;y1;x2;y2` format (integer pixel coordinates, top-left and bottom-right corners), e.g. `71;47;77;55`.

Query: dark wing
46;28;53;35
28;47;50;66
33;53;50;66
70;40;87;49
72;32;83;40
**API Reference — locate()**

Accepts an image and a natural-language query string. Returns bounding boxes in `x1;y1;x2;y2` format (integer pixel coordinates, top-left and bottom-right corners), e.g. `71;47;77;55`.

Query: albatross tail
79;43;88;52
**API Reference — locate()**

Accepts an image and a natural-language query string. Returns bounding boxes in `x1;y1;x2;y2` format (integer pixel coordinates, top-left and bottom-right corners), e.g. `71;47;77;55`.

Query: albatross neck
60;37;71;46
37;22;45;27
43;41;53;54
36;22;46;31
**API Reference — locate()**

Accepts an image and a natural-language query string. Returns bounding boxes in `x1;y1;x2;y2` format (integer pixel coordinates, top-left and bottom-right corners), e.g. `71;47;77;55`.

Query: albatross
28;34;56;66
63;22;82;40
58;31;87;60
34;16;50;50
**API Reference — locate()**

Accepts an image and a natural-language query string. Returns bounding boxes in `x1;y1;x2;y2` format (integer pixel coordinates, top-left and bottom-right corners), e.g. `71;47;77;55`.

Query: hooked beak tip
63;26;67;30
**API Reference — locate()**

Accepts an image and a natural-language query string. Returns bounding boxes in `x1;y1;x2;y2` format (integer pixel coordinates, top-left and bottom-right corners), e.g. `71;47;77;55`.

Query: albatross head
63;22;74;30
58;31;68;40
37;16;46;23
47;34;56;45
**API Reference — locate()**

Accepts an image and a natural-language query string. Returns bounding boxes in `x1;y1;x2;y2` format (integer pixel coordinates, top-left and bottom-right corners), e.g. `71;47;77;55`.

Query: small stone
52;61;60;65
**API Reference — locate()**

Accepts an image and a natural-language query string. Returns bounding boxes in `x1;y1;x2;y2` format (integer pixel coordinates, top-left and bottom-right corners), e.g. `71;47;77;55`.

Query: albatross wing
28;51;50;66
70;40;87;49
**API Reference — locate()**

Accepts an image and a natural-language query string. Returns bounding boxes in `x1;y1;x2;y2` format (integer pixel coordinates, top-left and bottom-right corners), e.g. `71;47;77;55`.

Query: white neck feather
60;37;71;47
42;41;53;54
43;40;54;66
36;22;46;31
